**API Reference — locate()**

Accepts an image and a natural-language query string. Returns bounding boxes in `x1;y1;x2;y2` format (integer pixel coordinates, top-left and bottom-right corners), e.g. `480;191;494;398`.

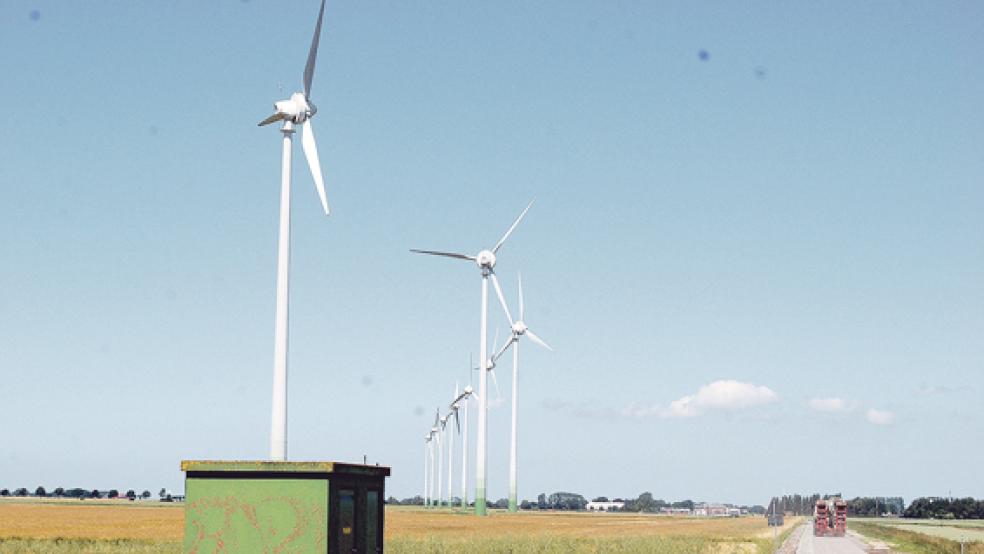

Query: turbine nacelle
475;249;496;270
272;92;315;124
511;320;528;336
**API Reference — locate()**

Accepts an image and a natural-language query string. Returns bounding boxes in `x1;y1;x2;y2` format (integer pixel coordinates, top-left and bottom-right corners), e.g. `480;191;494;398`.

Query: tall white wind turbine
489;273;552;512
410;200;534;515
258;0;331;461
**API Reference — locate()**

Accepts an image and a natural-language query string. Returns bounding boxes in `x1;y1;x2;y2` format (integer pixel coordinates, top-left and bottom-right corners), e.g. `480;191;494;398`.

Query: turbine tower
258;0;331;462
490;273;552;512
460;360;476;509
410;200;534;515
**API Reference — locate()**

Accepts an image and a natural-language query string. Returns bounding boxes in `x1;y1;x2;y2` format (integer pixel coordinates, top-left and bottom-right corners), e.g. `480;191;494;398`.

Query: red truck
814;499;848;537
832;500;848;536
814;500;829;536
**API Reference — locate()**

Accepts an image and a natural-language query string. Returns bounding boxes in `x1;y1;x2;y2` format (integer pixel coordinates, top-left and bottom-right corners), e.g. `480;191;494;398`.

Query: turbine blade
301;120;329;215
518;272;525;321
258;113;286;127
489;272;514;325
491;335;514;364
490;368;501;400
454;410;460;434
303;0;327;99
492;199;534;254
409;249;476;261
525;329;553;351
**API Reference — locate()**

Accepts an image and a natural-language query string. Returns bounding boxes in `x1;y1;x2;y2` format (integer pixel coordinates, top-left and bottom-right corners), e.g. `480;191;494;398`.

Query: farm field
863;518;984;542
851;519;984;554
0;498;801;553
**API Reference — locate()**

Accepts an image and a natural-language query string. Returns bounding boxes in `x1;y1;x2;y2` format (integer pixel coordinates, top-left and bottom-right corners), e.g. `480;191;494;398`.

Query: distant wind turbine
435;409;445;507
447;382;473;508
423;433;432;507
490;273;552;512
258;0;331;462
427;420;438;507
410;200;534;515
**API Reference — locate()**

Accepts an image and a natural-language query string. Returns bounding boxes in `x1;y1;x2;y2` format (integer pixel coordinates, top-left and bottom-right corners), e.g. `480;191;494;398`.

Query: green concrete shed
181;460;390;553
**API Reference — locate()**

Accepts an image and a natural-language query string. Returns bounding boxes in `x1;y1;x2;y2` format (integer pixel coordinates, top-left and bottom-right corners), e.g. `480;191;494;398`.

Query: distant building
586;500;625;511
659;507;693;515
695;503;729;517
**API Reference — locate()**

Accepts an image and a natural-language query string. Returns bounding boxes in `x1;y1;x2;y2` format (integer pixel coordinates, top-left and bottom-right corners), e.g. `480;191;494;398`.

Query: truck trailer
814;498;848;537
814;500;829;536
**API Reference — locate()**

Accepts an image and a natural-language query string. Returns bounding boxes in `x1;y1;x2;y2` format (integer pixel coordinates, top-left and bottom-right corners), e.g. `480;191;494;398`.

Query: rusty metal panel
182;460;336;474
181;460;390;478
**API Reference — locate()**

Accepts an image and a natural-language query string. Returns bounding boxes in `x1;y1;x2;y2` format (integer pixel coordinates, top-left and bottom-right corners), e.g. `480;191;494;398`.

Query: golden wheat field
0;498;801;553
385;505;793;540
0;499;183;541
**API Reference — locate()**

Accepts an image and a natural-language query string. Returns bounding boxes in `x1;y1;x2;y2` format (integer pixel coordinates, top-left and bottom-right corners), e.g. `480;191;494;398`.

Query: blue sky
1;1;981;505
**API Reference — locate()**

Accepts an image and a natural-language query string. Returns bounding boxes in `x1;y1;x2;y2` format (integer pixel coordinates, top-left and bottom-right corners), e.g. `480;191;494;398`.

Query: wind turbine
410;200;534;515
427;421;438;507
489;273;552;512
447;383;472;509
423;433;432;507
460;359;478;509
435;409;445;507
446;384;458;508
259;0;331;462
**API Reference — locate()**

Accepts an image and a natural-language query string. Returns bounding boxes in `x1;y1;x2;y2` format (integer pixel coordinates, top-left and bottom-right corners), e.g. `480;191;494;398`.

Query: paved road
796;526;871;554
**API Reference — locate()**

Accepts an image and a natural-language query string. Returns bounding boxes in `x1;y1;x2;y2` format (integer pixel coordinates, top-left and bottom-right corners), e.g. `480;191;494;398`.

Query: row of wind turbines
252;0;551;516
413;202;553;515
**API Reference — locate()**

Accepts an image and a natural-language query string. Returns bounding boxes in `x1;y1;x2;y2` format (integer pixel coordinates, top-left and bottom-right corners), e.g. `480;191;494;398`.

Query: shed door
365;490;381;553
338;489;356;553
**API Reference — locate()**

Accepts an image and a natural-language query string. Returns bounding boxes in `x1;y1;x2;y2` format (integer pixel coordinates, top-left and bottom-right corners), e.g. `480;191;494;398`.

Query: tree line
0;487;167;501
768;493;984;519
846;497;905;516
904;497;984;519
767;494;904;516
386;491;765;513
767;493;836;516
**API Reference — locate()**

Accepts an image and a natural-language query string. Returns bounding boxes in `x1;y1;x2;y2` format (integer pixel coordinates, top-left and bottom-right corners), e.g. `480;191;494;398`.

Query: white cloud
866;408;895;425
625;380;778;419
807;397;856;414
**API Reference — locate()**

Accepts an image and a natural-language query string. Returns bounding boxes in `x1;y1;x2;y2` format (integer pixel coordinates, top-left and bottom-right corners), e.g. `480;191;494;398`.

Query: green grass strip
851;521;984;554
